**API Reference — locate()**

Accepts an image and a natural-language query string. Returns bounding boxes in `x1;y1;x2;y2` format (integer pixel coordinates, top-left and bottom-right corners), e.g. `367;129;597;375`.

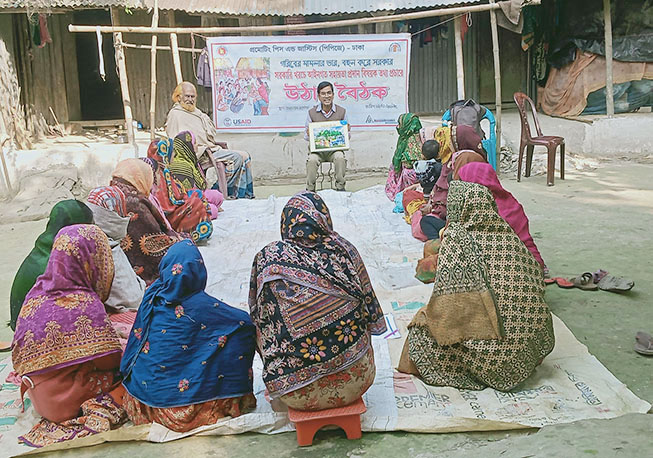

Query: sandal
634;332;653;356
570;272;598;291
597;274;634;293
544;277;574;289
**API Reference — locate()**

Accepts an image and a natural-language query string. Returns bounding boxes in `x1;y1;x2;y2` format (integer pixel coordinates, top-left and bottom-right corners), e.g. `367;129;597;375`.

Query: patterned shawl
249;191;386;398
121;240;256;408
147;139;213;242
88;186;127;217
110;162;182;285
9;200;94;330
434;126;454;164
402;181;554;390
12;225;121;376
459;162;545;267
169;131;207;191
392;113;423;173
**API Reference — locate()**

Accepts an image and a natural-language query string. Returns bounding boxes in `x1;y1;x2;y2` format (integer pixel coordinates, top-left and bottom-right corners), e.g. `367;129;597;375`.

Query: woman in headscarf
12;225;123;444
146;139;214;242
110;158;182;285
9;200;94;330
415;126;487;241
249;192;387;410
121;240;257;433
87;186;147;349
169;132;235;204
87;186;146;313
385;113;424;201
458;162;546;269
398;181;554;391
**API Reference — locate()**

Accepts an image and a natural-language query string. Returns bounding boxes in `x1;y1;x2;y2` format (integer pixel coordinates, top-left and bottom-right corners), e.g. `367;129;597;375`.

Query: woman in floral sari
385;113;424;201
110;158;182;285
9;200;93;330
12;225;125;446
249;191;387;410
121;240;256;432
399;181;554;391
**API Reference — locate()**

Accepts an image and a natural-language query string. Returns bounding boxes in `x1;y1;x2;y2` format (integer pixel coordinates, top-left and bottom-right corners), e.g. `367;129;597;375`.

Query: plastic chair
513;92;565;186
200;141;229;196
442;106;497;170
287;397;366;447
316;162;334;190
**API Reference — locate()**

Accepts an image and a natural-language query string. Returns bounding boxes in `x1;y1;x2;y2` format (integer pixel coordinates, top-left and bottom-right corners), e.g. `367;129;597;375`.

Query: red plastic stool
287;397;366;446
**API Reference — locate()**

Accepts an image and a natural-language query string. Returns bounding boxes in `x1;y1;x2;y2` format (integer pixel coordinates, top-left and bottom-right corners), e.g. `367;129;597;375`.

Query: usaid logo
233;119;252;126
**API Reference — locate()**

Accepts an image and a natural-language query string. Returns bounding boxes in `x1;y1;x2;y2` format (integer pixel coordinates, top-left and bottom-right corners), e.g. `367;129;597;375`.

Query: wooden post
0;114;12;194
489;1;502;173
454;15;465;100
170;33;183;85
110;8;137;156
149;1;159;140
603;0;615;117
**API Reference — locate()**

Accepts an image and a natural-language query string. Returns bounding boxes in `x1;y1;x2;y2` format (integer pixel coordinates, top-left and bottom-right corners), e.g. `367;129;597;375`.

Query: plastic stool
287;397;366;446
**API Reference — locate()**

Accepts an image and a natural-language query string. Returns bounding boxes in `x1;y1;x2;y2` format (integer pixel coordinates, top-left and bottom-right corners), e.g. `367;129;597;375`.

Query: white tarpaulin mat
1;185;649;455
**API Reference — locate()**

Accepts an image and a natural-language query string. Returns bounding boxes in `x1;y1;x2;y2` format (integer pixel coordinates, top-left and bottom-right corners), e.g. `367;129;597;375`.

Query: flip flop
544;277;574;289
0;341;11;353
597;274;634;293
634;332;653;356
570;272;598;291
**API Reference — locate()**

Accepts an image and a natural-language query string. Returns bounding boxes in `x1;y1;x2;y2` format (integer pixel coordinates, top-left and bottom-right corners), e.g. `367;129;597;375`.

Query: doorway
73;10;123;120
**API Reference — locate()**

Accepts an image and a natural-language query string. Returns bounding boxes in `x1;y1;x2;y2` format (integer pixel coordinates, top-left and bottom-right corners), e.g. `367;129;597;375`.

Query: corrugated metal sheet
0;1;139;9
408;21;479;114
145;1;485;17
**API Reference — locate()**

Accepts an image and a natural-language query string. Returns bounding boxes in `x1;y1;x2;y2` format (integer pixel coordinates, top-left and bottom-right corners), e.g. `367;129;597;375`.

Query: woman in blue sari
120;240;256;432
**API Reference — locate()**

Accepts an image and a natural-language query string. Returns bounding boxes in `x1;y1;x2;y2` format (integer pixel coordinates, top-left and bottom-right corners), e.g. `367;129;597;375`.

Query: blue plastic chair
442;107;497;170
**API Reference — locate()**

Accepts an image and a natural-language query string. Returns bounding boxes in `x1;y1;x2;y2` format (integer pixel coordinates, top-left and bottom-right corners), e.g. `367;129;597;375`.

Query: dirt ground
1;160;652;457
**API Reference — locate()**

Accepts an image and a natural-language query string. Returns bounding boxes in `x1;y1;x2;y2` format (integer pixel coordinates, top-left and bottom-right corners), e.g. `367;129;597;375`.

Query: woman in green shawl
168;131;207;191
9;200;94;330
386;113;424;201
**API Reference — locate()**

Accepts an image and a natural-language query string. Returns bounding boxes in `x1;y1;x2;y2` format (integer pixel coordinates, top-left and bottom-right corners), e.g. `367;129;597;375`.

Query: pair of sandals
635;332;653;356
545;270;634;292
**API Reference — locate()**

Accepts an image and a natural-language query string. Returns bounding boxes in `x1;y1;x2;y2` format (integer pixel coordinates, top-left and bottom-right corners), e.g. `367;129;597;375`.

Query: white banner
206;34;410;132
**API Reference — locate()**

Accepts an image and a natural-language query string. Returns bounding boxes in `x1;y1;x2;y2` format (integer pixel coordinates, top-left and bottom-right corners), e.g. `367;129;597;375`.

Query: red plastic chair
513;92;565;186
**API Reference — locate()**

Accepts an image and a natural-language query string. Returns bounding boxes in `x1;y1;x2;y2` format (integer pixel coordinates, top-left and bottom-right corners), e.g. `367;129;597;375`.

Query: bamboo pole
110;8;137;156
68;1;542;35
489;0;502;174
454;16;465;100
603;0;615;117
149;2;159;140
122;42;202;53
0;115;12;194
170;33;182;85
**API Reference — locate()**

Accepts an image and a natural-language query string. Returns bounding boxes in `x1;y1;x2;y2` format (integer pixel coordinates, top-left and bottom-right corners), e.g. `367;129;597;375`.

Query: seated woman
110;158;183;285
169;131;228;207
12;225;123;425
146;138;214;242
9;200;93;330
87;186;146;313
121;240;257;433
416;126;487;241
249;192;387;410
398;181;554;391
386;113;424;201
458;162;546;270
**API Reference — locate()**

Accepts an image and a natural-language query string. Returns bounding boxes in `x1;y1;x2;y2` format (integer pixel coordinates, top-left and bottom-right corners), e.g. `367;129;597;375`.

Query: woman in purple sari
12;225;122;430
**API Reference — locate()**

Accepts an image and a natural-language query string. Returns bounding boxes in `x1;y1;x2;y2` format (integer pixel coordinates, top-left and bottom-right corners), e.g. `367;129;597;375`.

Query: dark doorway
73;10;123;120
